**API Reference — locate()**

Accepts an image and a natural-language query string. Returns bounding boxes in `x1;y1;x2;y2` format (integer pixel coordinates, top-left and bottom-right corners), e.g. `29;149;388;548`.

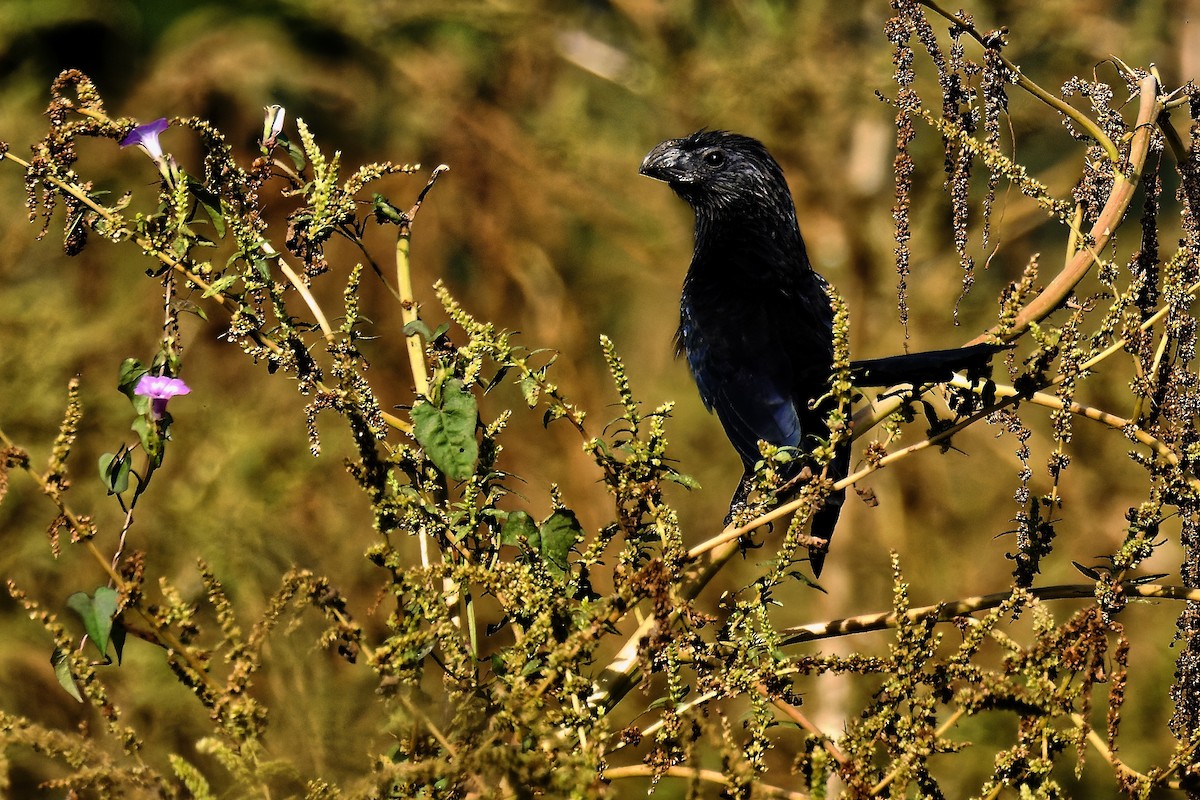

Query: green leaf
169;755;216;800
132;415;163;469
646;695;673;712
178;299;209;321
538;510;582;580
99;450;131;495
67;587;119;660
202;273;240;298
283;137;306;171
411;379;479;480
518;374;541;408
51;649;83;702
500;510;538;547
402;319;434;340
252;257;272;281
190;184;227;239
485;365;512;394
663;469;701;490
117;358;149;413
402;320;450;343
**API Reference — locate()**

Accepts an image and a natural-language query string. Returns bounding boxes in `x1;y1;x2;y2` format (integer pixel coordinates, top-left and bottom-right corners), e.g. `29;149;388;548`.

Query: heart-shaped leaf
411;378;479;480
99;450;132;495
538;510;583;580
67;586;120;660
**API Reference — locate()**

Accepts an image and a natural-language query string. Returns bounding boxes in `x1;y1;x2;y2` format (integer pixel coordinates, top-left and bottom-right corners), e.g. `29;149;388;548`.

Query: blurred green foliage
1;0;1197;797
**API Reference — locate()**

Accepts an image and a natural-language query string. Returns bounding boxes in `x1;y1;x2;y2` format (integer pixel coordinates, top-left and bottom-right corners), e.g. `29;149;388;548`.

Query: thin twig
685;389;1005;562
1;151;227;303
394;165;449;573
948;374;1189;473
396;164;450;401
588;538;740;710
760;684;849;766
611;690;719;751
980;74;1161;342
1068;712;1158;789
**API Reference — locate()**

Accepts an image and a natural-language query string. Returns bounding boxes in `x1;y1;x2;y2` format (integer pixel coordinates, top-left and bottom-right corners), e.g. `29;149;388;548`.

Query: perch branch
779;583;1200;646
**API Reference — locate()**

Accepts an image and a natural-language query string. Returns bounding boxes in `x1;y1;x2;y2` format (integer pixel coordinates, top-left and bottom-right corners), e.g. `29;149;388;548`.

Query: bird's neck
689;207;811;286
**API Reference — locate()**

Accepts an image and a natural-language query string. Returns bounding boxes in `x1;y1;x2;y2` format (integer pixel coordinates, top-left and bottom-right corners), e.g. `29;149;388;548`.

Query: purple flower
134;374;191;420
120;118;170;166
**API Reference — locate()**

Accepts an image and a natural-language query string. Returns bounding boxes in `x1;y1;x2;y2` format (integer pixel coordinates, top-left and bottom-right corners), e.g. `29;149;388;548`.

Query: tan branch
780;583;1200;646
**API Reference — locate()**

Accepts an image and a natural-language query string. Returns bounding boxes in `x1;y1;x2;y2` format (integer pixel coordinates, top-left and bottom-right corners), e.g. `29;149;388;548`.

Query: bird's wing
681;304;805;467
696;358;803;468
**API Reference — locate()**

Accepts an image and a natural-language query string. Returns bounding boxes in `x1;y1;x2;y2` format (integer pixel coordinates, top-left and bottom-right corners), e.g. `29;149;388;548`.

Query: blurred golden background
0;0;1193;795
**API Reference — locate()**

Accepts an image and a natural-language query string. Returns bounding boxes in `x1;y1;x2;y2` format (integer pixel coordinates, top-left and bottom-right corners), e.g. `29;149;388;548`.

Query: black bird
640;130;1003;576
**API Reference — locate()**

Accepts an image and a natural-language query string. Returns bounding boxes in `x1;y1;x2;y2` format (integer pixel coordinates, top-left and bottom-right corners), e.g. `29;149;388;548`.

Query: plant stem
602;764;810;799
855;73;1161;438
261;240;334;341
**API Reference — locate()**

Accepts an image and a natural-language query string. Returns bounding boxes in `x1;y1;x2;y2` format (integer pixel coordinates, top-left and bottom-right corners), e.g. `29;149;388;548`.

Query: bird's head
639;130;794;218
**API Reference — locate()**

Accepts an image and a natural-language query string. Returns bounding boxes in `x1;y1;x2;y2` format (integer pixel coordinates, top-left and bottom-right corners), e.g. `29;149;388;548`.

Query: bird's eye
703;150;726;167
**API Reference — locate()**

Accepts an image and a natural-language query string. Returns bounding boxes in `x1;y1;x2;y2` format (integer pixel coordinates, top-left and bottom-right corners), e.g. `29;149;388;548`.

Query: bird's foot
777;464;815;496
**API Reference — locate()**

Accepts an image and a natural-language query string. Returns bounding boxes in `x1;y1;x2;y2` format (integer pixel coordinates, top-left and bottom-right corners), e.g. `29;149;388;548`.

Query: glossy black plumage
641;130;1003;576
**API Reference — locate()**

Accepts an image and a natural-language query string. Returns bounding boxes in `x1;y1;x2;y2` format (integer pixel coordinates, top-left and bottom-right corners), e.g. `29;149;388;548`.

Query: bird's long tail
849;342;1008;387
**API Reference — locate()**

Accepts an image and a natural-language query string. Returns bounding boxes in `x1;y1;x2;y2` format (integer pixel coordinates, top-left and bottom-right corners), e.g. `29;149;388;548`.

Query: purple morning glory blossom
119;118;170;166
134;374;191;420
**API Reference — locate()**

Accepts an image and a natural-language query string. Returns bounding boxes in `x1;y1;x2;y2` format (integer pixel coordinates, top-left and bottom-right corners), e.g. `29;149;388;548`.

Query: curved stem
260;241;334;341
982;74;1161;342
856;74;1162;437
